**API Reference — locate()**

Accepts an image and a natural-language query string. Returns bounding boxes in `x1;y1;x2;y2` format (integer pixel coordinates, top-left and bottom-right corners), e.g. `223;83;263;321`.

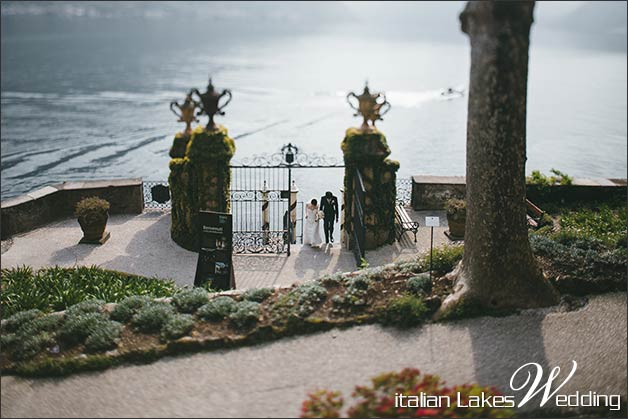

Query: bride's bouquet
315;210;325;221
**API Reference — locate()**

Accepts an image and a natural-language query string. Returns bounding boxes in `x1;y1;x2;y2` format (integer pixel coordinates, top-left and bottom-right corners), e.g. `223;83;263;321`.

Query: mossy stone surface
168;125;235;251
169;133;190;159
342;128;398;249
185;125;235;162
341;128;391;163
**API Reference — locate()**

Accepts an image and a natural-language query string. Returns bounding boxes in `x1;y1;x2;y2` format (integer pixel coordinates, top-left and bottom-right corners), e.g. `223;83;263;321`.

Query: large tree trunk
439;1;558;315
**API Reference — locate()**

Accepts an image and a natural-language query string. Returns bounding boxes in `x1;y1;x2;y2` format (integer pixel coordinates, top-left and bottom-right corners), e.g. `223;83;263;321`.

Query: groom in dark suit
319;191;339;244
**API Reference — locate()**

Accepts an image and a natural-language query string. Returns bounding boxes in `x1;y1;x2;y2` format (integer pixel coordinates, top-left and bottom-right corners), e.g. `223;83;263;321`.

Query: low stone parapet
411;175;627;210
1;178;144;239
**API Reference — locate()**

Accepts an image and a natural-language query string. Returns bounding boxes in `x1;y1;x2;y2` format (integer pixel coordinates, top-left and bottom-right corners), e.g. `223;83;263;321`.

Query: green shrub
65;299;105;317
59;312;108;345
0;333;18;348
75;196;110;223
407;274;432;295
161;314;195;340
294;283;328;317
84;321;123;352
396;261;424;276
3;309;43;333
110;295;152;323
421;245;464;276
26;314;64;334
0;265;179;317
558;205;626;247
10;332;55;361
171;288;209;313
347;274;371;290
1;310;64;361
228;301;261;329
528;205;627;293
197;296;238;322
318;273;345;287
530;234;627;292
131;302;176;333
550;232;606;251
527;169;573;186
1;312;61;361
376;294;428;328
332;275;372;309
5;306;122;356
445;198;466;222
242;287;274;303
270;293;300;324
530;234;627;271
271;282;329;323
295;283;327;305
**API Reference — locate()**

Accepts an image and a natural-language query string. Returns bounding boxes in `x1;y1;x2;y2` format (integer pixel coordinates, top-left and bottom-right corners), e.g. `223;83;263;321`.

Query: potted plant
445;198;466;240
75;196;111;244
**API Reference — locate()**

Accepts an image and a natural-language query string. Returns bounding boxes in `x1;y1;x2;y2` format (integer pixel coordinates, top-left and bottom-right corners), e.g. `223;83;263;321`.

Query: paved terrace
0;209;450;288
2;209;626;418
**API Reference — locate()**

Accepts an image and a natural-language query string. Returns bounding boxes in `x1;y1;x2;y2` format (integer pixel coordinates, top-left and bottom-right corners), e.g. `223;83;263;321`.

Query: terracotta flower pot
78;213;109;244
446;215;465;239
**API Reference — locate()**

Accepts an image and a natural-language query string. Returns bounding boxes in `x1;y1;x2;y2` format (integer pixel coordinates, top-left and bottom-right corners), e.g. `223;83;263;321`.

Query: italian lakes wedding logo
394;361;622;412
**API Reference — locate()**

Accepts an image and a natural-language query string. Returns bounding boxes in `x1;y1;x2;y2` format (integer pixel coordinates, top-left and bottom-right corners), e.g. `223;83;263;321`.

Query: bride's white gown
303;204;322;246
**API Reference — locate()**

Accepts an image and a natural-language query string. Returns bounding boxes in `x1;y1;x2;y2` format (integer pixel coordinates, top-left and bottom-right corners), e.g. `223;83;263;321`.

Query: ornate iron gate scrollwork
229;168;292;255
229;144;344;255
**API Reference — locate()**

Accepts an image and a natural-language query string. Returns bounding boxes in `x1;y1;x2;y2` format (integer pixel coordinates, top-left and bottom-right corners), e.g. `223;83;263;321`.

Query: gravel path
2;293;626;418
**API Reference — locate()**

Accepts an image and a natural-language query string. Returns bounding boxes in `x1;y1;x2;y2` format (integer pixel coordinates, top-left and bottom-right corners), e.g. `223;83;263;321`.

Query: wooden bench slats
395;204;419;242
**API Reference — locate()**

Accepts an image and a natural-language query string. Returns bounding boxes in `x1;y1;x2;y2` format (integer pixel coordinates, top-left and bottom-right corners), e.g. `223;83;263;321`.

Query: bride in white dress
303;198;323;247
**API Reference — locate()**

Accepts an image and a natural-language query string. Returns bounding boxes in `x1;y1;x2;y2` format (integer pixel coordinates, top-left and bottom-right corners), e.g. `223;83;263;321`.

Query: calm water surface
1;19;626;201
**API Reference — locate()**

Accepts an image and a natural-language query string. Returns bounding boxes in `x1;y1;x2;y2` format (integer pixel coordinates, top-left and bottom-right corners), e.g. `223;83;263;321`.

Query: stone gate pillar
342;127;399;250
169;132;190;159
169;125;235;251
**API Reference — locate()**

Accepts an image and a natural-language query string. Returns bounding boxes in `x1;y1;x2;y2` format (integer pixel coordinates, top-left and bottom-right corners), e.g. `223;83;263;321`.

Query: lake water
1;17;626;202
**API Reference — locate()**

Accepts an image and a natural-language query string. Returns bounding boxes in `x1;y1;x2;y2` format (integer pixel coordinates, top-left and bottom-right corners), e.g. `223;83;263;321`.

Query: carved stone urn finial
346;81;391;131
190;76;233;131
170;92;199;135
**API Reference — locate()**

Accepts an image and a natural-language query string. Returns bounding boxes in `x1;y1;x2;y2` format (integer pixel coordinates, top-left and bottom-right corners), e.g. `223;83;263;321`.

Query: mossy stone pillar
169;132;191;158
169;125;235;251
342;127;399;250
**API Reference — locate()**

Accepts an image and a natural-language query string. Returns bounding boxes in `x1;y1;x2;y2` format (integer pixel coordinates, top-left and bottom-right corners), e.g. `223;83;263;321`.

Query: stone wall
411;175;627;210
1;179;144;239
411;176;466;210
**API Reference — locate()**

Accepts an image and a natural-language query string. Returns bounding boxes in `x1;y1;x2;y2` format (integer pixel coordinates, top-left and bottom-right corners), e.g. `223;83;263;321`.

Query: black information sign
194;210;235;290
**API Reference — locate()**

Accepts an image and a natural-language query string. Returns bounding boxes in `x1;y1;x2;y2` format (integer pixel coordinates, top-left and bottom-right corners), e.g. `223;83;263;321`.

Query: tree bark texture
440;1;558;314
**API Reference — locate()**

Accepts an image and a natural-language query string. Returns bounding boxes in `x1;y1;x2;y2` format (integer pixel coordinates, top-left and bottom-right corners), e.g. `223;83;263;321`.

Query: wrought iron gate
229;143;344;256
229;165;296;255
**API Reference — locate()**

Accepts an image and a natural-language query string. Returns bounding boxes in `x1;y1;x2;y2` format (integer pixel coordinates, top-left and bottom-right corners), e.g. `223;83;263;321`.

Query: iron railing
143;177;413;210
143;180;171;209
396;178;412;206
352;168;367;266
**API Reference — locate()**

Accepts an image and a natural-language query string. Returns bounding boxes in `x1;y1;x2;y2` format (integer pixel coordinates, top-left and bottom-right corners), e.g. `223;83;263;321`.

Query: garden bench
395;204;419;242
526;198;545;229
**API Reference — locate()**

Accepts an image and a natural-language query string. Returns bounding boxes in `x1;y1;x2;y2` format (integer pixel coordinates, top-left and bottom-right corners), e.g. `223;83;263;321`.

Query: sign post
194;210;234;290
425;216;440;281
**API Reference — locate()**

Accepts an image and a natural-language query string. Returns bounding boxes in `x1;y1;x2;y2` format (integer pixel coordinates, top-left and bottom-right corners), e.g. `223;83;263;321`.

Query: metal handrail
355;169;366;194
352;168;367;266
